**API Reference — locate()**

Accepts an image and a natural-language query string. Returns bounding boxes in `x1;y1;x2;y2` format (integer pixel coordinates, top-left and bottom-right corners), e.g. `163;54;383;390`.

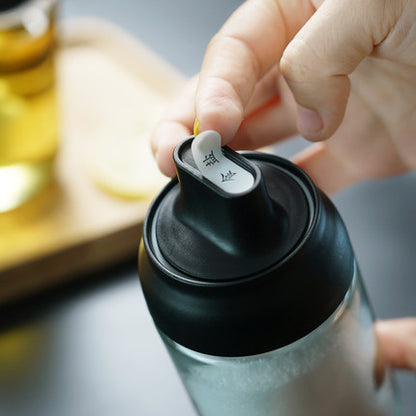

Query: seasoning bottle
139;131;399;416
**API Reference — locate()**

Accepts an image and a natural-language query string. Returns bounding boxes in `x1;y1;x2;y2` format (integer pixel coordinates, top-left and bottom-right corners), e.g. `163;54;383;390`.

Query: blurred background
0;0;415;415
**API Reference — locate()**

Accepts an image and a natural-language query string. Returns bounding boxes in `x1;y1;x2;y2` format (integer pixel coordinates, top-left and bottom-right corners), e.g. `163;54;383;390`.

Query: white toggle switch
191;130;254;194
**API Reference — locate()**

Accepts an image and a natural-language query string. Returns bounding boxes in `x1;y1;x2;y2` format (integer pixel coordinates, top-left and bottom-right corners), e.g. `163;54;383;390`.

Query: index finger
195;0;314;143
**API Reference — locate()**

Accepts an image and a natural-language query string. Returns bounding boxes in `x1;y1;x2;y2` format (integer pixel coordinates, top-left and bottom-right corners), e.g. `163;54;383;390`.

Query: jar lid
139;136;354;356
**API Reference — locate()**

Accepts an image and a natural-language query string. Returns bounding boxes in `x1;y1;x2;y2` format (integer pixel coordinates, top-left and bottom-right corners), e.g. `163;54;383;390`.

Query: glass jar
139;139;400;416
0;0;58;212
161;267;399;416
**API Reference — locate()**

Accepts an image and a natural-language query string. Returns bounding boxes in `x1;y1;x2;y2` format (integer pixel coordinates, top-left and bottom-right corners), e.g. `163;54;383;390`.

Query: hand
376;318;416;371
152;0;416;192
151;0;416;371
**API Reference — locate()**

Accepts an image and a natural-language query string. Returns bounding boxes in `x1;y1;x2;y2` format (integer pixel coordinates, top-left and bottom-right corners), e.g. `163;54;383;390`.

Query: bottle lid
191;130;255;194
139;135;354;356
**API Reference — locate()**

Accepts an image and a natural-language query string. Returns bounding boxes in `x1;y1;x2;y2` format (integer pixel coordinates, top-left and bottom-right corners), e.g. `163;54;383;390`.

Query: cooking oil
0;0;58;213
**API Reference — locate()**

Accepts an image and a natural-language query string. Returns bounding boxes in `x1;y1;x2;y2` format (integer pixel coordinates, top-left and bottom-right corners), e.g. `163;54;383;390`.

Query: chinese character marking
221;170;237;182
202;150;219;167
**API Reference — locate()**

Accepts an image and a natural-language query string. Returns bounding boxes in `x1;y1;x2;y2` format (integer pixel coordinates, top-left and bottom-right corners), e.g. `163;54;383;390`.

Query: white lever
191;131;254;194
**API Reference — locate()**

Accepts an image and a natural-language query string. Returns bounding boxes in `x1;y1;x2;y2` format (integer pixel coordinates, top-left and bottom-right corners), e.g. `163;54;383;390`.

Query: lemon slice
88;118;169;199
59;45;176;199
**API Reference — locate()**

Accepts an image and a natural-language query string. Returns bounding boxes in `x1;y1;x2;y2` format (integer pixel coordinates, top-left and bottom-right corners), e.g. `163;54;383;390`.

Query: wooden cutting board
0;18;186;303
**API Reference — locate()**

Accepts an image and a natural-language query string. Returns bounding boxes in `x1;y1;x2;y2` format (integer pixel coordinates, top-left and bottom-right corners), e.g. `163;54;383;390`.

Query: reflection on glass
0;0;58;213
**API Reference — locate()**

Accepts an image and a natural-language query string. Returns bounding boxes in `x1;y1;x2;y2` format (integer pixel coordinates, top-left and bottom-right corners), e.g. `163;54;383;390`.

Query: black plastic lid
139;137;355;356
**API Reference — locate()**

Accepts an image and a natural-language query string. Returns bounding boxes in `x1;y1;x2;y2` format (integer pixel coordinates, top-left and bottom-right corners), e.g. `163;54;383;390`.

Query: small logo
202;150;219;167
221;170;237;182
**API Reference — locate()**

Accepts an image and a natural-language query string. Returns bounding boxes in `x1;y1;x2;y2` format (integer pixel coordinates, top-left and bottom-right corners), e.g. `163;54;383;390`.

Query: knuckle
280;38;318;83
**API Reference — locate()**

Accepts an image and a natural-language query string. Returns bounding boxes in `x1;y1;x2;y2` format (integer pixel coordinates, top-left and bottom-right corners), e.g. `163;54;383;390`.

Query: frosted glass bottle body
160;267;399;416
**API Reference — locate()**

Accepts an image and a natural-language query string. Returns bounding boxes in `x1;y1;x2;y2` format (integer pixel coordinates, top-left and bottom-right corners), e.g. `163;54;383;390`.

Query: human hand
152;0;416;193
151;0;416;371
376;318;416;372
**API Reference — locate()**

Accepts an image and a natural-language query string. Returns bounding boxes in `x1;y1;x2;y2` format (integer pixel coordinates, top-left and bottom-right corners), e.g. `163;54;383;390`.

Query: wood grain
0;18;185;303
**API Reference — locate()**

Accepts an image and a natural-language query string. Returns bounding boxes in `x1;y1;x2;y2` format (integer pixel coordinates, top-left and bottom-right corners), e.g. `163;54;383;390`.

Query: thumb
280;0;394;141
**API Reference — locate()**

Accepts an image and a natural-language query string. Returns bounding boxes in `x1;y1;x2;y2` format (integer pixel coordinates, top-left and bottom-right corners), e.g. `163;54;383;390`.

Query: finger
151;76;198;177
292;143;360;194
375;318;416;371
196;0;314;143
230;96;296;150
244;64;281;116
152;121;191;177
152;65;296;176
292;99;364;194
230;75;298;149
291;84;410;194
280;0;396;141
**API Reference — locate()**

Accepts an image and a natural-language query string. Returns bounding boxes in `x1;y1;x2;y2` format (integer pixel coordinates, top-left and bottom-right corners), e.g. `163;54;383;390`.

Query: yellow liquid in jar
0;10;58;213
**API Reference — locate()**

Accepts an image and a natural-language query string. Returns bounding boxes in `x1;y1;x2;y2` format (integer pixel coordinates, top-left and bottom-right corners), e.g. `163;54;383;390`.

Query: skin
151;0;416;371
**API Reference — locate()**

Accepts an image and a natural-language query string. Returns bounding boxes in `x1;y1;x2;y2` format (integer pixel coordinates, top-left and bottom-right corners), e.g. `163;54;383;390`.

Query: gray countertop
0;0;414;414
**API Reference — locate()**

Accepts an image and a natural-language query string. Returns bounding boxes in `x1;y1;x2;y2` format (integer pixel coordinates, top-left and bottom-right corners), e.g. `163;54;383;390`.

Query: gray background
0;0;415;415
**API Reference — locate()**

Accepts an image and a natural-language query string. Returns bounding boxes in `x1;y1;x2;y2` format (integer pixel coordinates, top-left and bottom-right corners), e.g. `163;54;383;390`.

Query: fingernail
297;106;323;140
